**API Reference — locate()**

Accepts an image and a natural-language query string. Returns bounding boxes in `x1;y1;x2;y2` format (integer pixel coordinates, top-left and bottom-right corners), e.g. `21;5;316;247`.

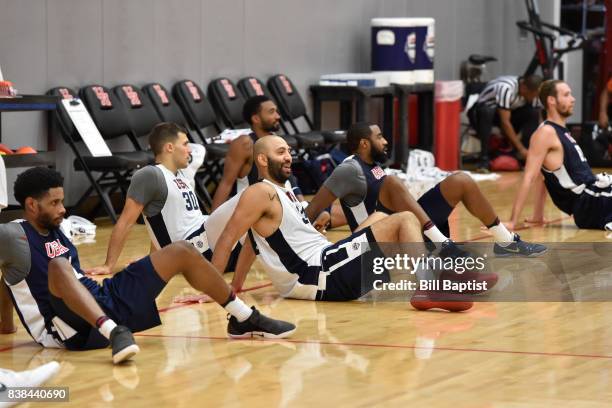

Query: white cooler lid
371;17;434;27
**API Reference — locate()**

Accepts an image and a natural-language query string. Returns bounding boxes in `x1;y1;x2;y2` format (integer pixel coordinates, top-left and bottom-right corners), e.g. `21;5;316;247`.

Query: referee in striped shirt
468;75;543;171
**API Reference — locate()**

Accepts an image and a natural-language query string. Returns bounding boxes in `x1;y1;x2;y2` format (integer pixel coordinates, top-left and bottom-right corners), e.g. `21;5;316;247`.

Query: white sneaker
0;361;60;388
605;221;612;231
0;361;60;407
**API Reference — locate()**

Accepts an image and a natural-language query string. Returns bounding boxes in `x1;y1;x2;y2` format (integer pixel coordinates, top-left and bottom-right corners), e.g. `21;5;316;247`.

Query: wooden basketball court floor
1;171;612;407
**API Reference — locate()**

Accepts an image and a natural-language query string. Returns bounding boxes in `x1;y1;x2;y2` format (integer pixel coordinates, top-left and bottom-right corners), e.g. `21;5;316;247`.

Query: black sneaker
476;159;490;174
438;239;471;260
227;307;296;339
109;325;140;364
493;234;547;257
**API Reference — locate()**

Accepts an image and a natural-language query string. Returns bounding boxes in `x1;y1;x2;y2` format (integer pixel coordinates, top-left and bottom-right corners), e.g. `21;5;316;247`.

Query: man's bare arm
510;125;556;227
211;136;252;211
306;186;337;222
211;184;274;273
84;197;144;275
526;176;548;224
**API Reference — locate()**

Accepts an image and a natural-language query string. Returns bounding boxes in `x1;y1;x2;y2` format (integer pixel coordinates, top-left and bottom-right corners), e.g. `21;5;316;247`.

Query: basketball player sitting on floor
211;96;303;209
510;79;612;232
85;121;322;289
85;122;248;276
210;95;339;228
305;122;547;257
0;167;296;364
203;136;476;311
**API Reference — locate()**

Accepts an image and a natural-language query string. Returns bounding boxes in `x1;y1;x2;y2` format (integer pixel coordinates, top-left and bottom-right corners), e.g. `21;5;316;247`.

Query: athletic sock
96;316;117;339
487;217;515;244
222;292;253;322
422;221;447;242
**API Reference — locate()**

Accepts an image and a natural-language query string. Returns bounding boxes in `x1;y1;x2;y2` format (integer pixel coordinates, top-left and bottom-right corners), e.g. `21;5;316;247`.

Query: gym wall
0;0;554;206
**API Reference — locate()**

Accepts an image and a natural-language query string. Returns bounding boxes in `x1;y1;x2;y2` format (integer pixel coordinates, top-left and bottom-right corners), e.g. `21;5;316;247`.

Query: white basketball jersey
251;179;331;300
205;179;294;251
235;175;250;194
205;190;243;252
144;165;208;252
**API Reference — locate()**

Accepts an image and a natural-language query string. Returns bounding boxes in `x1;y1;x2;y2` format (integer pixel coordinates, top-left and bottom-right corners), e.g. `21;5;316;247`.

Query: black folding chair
143;82;219;212
113;84;162;142
47;87;148;222
268;74;345;148
208;77;301;151
79;85;153;161
237;76;272;99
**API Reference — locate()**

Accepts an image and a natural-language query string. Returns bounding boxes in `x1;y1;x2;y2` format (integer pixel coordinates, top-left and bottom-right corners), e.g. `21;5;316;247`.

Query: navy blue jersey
541;120;597;214
4;221;98;347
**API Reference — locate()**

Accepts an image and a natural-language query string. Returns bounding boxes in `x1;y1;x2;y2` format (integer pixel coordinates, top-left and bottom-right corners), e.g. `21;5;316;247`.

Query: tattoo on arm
268;193;278;202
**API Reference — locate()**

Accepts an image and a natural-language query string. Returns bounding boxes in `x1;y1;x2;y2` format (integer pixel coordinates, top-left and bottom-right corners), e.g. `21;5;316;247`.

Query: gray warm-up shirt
0;220;93;348
0;222;34;285
126;166;168;217
323;158;367;206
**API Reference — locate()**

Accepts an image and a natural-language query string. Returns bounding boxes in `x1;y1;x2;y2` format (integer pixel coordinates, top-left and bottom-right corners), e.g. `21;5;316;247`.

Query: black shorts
50;257;166;351
573;186;612;229
202;242;242;273
417;182;454;237
316;227;387;301
377;182;453;239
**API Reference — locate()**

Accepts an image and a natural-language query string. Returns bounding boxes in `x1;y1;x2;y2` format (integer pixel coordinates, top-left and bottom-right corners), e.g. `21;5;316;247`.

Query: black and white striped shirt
477;76;536;110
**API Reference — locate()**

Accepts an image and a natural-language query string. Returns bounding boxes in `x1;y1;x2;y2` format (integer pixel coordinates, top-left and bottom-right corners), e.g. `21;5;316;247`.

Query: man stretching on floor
211;95;304;209
510;80;612;231
0;167;295;364
210;95;338;228
207;136;475;311
305;122;547;257
85;122;245;276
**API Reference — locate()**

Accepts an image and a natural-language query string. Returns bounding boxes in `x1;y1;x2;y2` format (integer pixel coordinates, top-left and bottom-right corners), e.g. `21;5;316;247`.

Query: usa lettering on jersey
45;240;70;258
564;132;577;144
172;178;190;190
371;166;385;180
565;132;588;162
285;191;309;224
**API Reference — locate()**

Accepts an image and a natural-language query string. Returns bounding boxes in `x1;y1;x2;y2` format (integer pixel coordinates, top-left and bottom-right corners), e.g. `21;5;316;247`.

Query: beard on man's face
558;106;573;118
37;209;62;230
268;156;290;183
371;145;388;163
262;120;281;133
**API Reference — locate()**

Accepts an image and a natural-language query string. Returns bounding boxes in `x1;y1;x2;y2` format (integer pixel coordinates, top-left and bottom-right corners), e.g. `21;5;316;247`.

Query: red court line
157;282;274;313
238;282;274;293
0;283;276;353
0;218;577;355
0;342;38;353
133;333;612;360
464;216;571;242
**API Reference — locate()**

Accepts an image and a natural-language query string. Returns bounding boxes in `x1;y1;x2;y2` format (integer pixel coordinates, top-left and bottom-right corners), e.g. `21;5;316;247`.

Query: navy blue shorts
50;257;166;351
376;182;453;239
573;186;612;229
316;227;387;301
417;183;454;238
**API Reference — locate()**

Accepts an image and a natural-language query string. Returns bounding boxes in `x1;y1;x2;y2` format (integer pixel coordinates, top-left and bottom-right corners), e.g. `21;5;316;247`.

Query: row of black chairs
48;75;344;222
